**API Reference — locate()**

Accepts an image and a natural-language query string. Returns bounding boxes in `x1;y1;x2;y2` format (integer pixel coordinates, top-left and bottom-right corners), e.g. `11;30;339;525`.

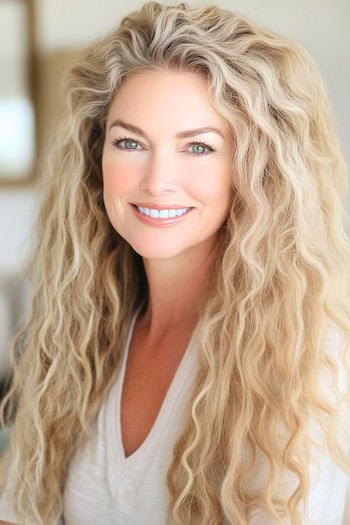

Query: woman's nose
140;151;179;195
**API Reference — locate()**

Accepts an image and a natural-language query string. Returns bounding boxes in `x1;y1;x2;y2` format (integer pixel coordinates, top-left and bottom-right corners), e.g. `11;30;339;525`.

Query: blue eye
188;142;214;156
112;138;140;150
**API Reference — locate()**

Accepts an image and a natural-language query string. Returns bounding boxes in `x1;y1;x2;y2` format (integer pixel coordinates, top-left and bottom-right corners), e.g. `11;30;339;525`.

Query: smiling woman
102;69;233;260
0;2;350;525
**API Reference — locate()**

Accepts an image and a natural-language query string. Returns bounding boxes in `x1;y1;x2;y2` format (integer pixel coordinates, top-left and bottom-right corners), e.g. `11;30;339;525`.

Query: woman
0;2;349;524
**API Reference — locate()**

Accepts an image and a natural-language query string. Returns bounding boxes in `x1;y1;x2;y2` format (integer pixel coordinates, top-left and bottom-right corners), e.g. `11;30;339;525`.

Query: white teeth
136;206;190;219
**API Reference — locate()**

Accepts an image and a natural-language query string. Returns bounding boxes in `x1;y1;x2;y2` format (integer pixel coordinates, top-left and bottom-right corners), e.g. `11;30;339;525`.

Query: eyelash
111;136;215;156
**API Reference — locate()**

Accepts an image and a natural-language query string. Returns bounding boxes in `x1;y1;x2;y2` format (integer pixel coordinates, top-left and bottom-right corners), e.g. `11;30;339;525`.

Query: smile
136;206;191;219
130;204;194;227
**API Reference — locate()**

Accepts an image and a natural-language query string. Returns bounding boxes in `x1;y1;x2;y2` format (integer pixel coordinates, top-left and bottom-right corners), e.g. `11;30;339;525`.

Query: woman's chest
120;341;187;458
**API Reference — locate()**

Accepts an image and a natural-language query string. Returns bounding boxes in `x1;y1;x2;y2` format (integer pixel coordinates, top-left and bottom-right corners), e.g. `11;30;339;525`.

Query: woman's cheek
102;158;140;195
184;162;229;201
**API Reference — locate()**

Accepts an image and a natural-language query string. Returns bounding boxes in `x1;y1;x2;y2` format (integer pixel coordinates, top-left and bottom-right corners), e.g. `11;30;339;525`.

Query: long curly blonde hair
1;2;350;524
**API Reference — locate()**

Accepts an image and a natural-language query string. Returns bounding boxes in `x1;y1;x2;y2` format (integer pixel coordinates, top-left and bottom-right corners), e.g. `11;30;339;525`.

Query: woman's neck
140;237;218;341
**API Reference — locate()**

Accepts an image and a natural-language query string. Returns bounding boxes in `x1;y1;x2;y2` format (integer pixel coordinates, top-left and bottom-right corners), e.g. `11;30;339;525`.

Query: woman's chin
129;241;188;261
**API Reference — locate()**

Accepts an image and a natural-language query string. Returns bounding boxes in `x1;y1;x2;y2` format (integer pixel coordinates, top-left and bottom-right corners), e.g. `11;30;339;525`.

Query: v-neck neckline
106;308;197;486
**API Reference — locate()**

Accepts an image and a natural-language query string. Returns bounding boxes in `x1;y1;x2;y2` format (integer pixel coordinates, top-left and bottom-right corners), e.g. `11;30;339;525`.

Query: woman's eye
112;138;141;151
188;142;214;156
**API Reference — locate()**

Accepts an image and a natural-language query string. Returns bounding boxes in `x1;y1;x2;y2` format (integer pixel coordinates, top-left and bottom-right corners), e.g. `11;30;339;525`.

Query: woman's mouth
130;204;194;227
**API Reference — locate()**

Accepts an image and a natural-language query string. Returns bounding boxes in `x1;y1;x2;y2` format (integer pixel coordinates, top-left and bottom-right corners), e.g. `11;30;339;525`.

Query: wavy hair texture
1;2;350;524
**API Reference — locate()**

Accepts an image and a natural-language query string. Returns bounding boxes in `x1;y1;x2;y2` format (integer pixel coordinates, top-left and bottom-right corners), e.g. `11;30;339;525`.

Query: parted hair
1;2;350;524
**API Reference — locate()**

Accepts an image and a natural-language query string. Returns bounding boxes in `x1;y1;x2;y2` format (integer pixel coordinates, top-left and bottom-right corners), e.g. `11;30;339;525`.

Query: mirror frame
0;0;37;187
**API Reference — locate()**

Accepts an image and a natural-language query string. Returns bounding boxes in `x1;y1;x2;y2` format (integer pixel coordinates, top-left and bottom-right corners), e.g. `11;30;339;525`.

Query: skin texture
102;69;234;342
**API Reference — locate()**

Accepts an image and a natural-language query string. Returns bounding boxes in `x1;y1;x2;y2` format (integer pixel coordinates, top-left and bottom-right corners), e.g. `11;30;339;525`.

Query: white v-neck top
62;309;199;525
0;313;350;524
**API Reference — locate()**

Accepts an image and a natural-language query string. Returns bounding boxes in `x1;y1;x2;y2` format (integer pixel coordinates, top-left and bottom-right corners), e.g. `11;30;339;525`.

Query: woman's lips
129;203;193;227
132;202;191;210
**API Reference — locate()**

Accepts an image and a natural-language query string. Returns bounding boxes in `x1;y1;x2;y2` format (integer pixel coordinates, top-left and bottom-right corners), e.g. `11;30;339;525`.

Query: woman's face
102;69;234;260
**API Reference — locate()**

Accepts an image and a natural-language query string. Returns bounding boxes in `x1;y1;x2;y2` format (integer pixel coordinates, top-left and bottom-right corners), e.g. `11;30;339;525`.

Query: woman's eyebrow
108;118;225;139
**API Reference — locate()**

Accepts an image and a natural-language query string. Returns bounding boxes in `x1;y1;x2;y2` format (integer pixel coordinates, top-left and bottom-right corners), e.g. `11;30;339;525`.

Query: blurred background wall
0;0;349;386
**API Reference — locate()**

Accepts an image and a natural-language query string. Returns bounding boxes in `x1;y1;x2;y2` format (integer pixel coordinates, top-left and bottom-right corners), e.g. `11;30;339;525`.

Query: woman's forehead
106;69;232;137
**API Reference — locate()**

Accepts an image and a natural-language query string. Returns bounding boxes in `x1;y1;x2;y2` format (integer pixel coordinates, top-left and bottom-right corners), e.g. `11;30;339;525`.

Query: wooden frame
0;0;38;187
